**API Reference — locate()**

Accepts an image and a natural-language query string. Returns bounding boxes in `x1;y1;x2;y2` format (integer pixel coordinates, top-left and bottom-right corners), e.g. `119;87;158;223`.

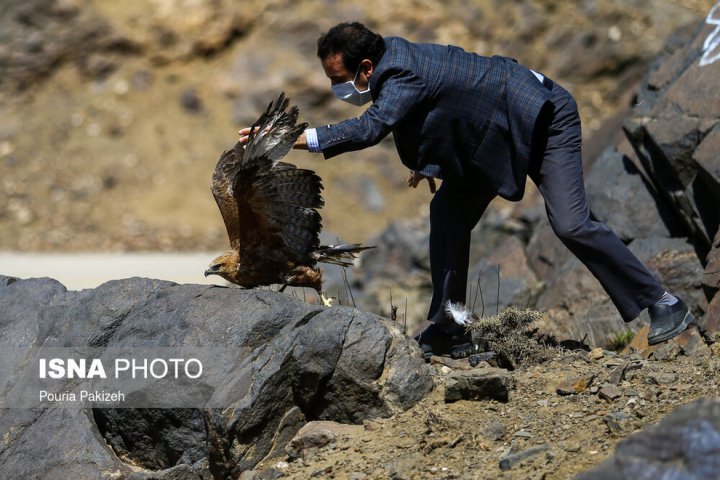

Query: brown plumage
204;93;371;304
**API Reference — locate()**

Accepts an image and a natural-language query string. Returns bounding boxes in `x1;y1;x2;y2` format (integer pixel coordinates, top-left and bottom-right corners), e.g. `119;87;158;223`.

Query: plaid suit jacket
315;36;553;200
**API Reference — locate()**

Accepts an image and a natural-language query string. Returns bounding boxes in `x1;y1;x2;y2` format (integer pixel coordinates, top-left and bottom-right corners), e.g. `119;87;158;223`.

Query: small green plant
605;330;635;352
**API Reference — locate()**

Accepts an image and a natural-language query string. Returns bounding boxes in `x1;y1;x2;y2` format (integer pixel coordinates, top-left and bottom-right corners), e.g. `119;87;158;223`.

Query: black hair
316;22;385;72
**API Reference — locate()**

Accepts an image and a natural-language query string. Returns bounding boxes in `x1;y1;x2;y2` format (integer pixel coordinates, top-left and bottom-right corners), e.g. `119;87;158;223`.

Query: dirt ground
255;337;720;479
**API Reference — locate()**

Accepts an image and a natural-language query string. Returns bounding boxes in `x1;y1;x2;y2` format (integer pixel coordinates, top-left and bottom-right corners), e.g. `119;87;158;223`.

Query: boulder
535;254;630;348
586;147;685;242
577;398;720;479
627;237;705;309
284;420;363;460
0;276;433;478
444;368;513;403
525;218;570;283
623;20;720;251
468;236;541;316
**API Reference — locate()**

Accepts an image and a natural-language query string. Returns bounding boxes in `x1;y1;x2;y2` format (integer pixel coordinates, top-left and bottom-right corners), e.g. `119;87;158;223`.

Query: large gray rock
468;236;541;316
586;147;685;242
535;254;630;348
577;398;720;479
0;276;433;478
535;235;705;347
525;218;570;283
623;20;720;251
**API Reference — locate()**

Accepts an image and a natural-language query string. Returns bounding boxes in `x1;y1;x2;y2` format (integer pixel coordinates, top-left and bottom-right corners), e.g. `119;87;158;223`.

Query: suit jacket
315;36;554;201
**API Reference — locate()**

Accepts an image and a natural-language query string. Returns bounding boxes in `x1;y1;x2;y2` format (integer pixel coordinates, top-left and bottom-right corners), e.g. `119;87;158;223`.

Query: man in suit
240;22;694;358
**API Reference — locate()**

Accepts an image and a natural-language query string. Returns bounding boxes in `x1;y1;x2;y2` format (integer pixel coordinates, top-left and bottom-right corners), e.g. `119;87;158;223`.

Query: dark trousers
427;81;665;324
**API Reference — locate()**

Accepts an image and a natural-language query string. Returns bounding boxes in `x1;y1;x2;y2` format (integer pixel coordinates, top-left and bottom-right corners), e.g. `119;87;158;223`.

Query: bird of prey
204;93;371;305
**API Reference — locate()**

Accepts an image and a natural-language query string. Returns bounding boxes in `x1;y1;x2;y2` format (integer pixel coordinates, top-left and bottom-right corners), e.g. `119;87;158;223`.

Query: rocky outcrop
619;16;720;336
0;276;432;478
623;21;720;251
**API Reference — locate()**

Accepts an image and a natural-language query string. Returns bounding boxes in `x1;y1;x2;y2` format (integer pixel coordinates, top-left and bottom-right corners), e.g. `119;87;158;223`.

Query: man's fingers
407;171;436;192
407;172;419;188
427;177;437;193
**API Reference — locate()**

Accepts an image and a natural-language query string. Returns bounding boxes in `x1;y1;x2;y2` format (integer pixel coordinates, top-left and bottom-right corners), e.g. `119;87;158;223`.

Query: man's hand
407;170;437;193
237;126;255;145
238;127;308;149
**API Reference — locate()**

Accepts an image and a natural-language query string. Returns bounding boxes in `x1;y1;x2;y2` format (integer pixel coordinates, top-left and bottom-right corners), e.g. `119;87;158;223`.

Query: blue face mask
331;66;371;106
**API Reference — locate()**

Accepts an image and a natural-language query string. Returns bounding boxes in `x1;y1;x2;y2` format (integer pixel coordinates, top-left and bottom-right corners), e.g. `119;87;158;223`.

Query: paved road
0;252;219;290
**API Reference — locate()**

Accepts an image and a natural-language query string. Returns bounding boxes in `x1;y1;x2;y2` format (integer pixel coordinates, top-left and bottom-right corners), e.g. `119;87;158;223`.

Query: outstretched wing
249;163;324;265
210;93;322;268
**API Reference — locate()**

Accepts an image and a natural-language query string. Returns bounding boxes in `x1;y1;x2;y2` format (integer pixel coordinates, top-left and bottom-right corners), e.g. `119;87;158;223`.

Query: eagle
204;92;371;305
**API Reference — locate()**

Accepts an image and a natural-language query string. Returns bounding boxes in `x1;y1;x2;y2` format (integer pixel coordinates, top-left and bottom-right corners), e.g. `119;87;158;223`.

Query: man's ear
360;58;374;78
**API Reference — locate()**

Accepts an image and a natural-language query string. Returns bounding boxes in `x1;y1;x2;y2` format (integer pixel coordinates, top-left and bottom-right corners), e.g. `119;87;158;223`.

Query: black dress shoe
414;322;476;360
647;297;694;345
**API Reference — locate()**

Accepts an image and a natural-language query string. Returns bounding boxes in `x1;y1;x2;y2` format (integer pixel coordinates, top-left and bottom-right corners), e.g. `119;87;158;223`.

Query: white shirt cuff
305;128;321;153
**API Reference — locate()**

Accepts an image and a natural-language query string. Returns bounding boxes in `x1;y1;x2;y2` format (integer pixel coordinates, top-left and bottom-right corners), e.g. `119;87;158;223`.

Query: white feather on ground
444;301;477;327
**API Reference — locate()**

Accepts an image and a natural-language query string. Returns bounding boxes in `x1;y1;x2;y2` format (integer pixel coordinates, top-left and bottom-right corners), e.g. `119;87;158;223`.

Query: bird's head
205;251;240;282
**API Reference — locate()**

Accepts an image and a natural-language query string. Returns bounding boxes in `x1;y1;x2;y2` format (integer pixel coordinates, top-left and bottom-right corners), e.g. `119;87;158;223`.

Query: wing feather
210;92;321;268
210;148;243;250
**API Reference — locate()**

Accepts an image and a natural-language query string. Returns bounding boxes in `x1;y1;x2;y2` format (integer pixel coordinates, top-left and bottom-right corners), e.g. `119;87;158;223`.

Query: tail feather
314;243;375;266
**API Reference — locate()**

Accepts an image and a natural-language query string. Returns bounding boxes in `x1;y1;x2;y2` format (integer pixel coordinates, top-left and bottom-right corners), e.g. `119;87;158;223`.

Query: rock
0;275;18;287
628;237;705;310
535;253;630;347
93;408;207;470
704;295;720;339
354;218;432;331
468;351;502;368
526;218;569;283
623;18;720;250
444;368;513;403
356;218;431;284
700;230;720;335
586;147;683;242
180;88;203;113
705;230;720;295
588;347;605;360
0;276;433;478
603;412;628;434
430;356;475;370
0;407;137;478
556;374;596;396
608;360;644;385
577;398;720;479
0;0;135;89
481;418;507;442
599;385;622;401
648;372;678;385
498;444;550;471
285;421;363;460
626;324;710;358
467;236;541;316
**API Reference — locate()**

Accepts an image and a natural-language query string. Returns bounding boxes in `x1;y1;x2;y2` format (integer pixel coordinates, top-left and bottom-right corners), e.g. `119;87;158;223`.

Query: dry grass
468;306;555;367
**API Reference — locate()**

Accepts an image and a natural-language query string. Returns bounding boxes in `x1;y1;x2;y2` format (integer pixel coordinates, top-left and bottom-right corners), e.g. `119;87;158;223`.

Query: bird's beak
204;267;215;278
